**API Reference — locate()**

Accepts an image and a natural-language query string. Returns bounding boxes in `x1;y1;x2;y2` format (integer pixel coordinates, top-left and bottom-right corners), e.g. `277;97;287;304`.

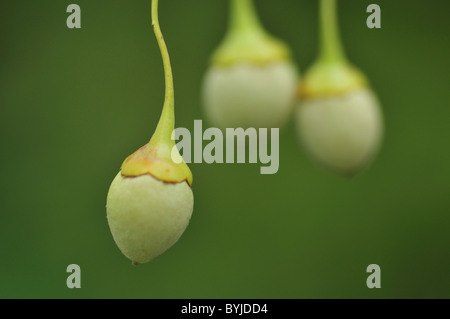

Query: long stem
319;0;346;63
150;0;175;145
229;0;263;34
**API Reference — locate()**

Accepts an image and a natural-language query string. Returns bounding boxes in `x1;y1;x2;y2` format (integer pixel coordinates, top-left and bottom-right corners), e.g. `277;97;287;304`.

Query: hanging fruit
296;0;384;175
202;0;299;129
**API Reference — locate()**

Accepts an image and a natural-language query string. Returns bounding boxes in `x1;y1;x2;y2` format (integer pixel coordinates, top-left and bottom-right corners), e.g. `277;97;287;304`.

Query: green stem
150;0;175;145
319;0;346;64
229;0;263;35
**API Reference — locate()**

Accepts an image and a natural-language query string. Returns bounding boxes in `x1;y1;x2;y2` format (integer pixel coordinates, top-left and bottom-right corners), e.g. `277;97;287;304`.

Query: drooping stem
229;0;264;35
319;0;346;64
150;0;175;145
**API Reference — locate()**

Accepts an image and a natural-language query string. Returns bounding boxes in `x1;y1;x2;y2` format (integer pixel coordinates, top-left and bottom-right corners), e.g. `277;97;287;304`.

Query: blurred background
0;0;449;298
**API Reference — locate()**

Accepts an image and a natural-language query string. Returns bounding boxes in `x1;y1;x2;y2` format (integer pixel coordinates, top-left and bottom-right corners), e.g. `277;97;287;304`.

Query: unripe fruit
107;173;193;264
106;0;193;265
203;61;297;129
202;0;298;129
295;0;384;175
297;88;383;174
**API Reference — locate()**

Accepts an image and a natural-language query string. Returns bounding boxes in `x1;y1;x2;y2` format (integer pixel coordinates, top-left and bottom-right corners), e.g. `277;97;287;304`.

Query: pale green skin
106;172;194;264
202;61;298;129
296;88;383;174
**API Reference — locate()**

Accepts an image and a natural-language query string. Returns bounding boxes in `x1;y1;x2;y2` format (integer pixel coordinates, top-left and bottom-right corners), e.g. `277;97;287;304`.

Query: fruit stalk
150;0;175;147
319;0;345;64
229;0;262;34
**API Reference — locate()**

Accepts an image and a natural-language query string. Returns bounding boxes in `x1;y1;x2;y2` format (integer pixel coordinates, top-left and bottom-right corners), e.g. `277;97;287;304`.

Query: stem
150;0;175;145
319;0;346;64
229;0;263;35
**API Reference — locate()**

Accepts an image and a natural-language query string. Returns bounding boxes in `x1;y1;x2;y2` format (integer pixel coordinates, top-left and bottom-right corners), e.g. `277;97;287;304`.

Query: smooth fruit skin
202;61;298;129
106;172;194;264
296;88;383;174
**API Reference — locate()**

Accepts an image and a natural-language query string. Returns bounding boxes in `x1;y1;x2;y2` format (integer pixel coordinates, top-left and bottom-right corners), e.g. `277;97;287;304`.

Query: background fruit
297;88;383;174
203;61;297;129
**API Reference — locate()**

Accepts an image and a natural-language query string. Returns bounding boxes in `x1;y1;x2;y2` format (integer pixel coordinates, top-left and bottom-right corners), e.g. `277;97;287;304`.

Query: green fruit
106;0;193;264
202;0;298;129
106;172;193;264
203;61;297;129
297;88;383;174
295;0;384;174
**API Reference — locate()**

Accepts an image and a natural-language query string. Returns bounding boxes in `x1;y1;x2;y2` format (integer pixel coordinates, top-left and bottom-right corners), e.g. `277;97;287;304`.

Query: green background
1;0;449;298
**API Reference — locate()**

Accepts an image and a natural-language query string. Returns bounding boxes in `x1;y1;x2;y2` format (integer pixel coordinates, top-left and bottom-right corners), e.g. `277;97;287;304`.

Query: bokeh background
0;0;449;298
